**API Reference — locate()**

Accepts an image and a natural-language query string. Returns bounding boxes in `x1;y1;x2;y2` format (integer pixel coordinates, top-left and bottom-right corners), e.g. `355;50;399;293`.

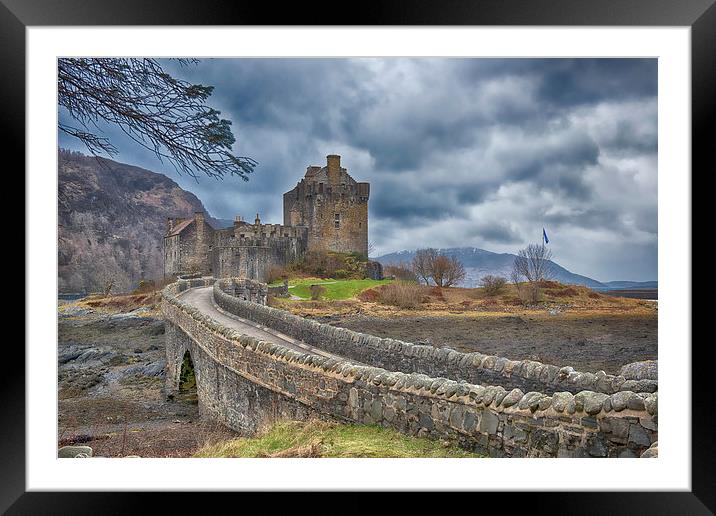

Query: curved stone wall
212;280;657;395
163;281;658;457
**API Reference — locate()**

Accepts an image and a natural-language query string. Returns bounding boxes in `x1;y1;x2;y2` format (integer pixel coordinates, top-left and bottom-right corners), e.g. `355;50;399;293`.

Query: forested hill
58;149;226;293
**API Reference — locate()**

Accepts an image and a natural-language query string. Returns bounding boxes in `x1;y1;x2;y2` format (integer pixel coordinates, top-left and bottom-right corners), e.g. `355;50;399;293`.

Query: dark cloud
58;57;658;281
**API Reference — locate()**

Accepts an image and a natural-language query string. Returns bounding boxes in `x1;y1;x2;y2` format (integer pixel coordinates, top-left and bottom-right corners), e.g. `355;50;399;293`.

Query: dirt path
326;312;657;374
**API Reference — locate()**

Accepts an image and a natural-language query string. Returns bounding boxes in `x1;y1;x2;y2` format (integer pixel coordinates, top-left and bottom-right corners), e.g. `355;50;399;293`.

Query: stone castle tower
283;155;370;257
165;154;376;281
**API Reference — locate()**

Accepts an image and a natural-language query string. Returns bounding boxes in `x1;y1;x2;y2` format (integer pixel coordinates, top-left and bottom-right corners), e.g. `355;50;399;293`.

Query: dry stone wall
212;280;657;395
163;282;658;457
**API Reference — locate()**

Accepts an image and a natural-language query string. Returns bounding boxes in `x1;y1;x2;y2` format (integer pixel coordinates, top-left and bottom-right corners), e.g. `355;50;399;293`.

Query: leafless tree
511;243;554;304
513;243;554;283
431;255;466;287
510;266;523;296
367;240;376;258
99;273;116;297
384;262;418;282
411;248;438;285
58;58;256;181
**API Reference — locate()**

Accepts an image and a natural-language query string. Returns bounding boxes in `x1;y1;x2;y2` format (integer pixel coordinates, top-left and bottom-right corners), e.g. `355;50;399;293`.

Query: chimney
255;212;261;225
194;211;205;224
167;218;174;233
327;154;341;184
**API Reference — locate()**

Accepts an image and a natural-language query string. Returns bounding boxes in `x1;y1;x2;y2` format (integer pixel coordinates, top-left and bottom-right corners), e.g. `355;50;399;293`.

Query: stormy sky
58;58;657;282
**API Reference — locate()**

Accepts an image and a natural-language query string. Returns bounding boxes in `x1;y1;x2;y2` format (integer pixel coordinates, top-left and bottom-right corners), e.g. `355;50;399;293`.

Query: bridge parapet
216;277;268;305
212;282;656;396
161;282;658;458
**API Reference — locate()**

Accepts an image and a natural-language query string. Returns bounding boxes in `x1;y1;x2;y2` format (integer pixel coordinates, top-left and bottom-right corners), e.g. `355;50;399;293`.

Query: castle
164;155;375;282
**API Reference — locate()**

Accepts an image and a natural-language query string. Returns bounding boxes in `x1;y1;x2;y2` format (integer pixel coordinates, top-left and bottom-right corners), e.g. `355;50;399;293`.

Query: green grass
272;278;393;300
194;420;483;458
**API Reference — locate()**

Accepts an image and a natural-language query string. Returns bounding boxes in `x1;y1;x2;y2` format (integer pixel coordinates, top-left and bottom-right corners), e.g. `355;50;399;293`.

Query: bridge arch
177;350;198;404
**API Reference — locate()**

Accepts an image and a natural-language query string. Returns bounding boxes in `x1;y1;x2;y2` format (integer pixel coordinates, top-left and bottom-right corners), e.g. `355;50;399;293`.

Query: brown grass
275;280;656;319
375;281;426;309
82;291;161;312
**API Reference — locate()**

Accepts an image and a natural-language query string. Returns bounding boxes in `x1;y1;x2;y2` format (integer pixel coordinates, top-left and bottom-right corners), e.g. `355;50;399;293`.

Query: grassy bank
273;278;393;300
194;420;482;458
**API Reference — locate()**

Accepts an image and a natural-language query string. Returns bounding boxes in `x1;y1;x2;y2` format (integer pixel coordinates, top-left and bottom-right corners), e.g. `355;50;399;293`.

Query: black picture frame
6;0;708;512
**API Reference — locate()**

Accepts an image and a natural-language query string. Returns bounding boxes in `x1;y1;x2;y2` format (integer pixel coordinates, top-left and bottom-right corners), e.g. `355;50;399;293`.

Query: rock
58;349;84;364
622;379;658;393
628;424;652;447
537;396;552;411
619;360;657;381
60;306;94;317
610;391;634;412
626;394;646;411
58;445;93;458
644;393;658;415
479;410;499;435
584;392;609;415
122;360;167;377
501;388;524;408
552;392;573;413
641;441;658;458
558;366;574;380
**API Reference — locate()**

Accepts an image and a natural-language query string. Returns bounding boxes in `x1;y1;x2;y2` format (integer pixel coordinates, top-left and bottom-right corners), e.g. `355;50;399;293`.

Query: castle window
334;213;340;228
319;183;324;194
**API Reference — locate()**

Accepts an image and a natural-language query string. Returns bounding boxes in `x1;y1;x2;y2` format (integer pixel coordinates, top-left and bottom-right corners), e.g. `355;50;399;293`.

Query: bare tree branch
58;58;257;181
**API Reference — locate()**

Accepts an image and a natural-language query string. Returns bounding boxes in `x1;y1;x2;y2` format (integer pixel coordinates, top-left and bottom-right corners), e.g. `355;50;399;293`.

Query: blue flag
543;228;549;245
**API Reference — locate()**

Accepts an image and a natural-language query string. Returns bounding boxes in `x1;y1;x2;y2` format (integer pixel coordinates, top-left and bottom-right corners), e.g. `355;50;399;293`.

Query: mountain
374;247;654;290
58;149;226;294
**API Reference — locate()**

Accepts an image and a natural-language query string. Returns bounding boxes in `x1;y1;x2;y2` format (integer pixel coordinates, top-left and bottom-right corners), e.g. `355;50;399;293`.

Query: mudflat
58;306;236;457
327;312;657;375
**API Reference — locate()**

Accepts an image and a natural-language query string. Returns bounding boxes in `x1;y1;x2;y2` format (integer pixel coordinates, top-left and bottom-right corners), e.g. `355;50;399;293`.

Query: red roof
168;218;193;236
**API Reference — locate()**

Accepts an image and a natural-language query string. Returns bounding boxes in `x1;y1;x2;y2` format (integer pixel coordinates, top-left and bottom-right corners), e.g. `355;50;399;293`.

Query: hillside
375;247;654;289
58;149;225;294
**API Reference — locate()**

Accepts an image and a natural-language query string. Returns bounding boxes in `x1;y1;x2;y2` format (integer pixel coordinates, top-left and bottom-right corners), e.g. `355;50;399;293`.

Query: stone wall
212;281;657;396
216;277;268;305
162;283;658;457
211;223;308;282
164;213;215;278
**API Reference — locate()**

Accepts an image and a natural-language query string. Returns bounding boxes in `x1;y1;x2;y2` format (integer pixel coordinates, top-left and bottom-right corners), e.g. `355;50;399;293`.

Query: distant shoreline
602;288;658;300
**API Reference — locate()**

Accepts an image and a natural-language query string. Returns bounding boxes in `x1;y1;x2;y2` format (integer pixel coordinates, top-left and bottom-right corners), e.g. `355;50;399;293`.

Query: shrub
357;288;380;302
291;250;366;279
384;263;418;282
376;281;424;309
518;282;542;305
560;287;579;297
132;279;156;294
479;275;507;296
309;284;327;300
429;286;446;302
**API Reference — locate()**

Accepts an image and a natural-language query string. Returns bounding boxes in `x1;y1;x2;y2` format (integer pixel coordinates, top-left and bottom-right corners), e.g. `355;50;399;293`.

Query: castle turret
283;154;369;257
326;154;341;184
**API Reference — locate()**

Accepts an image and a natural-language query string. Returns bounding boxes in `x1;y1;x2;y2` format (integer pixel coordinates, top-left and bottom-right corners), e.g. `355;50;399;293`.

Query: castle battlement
164;154;369;281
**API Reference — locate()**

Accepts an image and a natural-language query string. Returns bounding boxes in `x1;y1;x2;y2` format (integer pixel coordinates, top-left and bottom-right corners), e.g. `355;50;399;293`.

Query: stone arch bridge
162;277;658;458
